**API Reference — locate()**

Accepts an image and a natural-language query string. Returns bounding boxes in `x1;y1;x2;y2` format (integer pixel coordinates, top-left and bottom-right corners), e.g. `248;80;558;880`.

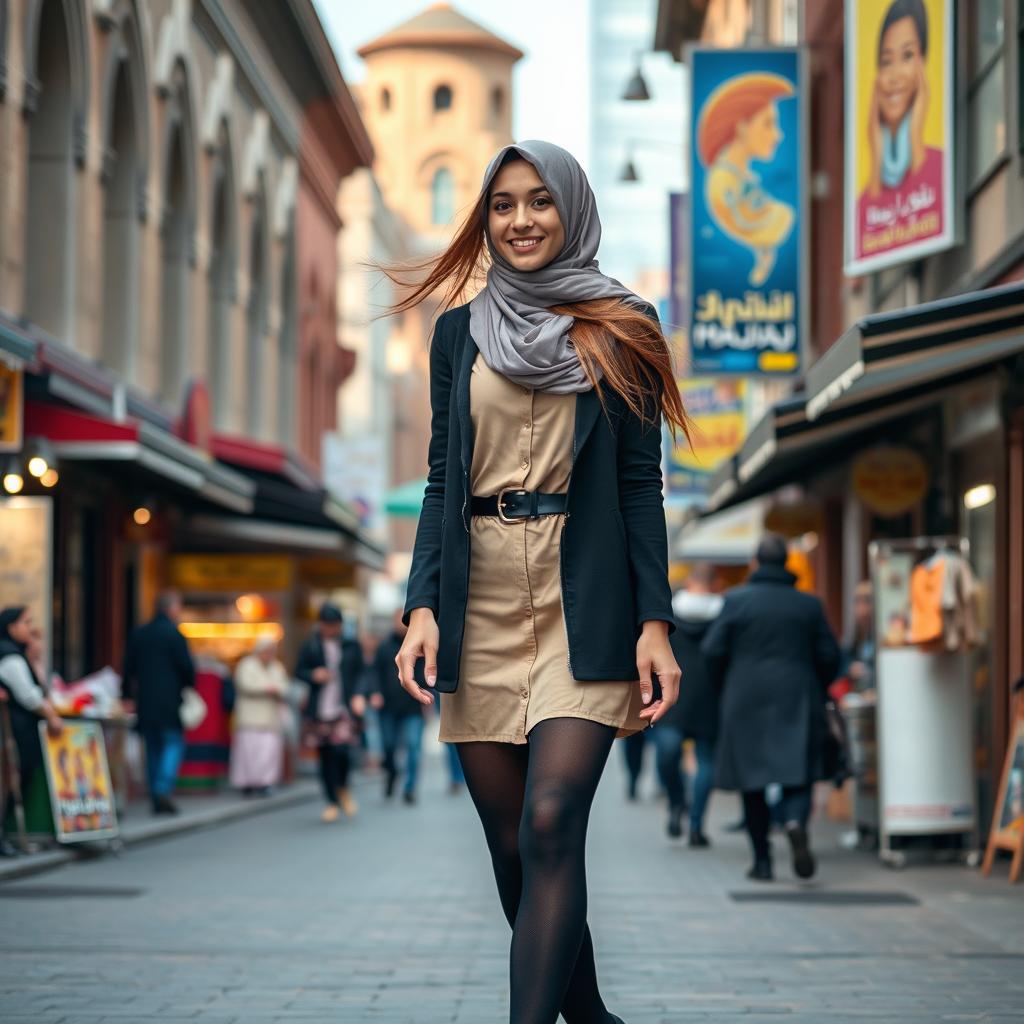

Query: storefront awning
384;477;428;517
806;280;1024;420
24;403;255;513
707;282;1024;513
675;498;767;564
0;318;35;365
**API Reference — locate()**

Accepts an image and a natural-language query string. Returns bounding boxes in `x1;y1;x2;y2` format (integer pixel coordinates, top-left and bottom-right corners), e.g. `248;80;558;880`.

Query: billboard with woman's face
688;48;803;377
845;0;954;275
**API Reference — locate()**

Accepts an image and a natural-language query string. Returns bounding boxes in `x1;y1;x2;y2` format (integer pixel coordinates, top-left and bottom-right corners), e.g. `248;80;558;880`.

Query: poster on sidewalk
844;0;955;275
687;47;804;376
38;720;119;843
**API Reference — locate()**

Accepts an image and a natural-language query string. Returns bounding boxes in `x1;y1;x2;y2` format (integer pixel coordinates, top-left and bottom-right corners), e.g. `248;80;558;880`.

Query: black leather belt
471;488;568;523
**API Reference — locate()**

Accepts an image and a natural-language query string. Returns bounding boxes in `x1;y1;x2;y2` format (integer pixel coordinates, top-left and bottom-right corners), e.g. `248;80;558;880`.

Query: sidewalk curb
0;781;320;884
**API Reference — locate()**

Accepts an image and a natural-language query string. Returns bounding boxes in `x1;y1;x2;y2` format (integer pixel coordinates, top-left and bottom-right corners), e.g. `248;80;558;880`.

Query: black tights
457;717;617;1024
317;743;350;806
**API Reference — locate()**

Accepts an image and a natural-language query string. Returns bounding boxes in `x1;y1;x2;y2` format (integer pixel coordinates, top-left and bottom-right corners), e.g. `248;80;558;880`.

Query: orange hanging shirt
909;561;944;644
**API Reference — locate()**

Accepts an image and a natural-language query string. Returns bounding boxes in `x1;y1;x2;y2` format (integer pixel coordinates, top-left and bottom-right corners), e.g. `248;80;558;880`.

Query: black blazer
122;613;196;732
403;302;675;693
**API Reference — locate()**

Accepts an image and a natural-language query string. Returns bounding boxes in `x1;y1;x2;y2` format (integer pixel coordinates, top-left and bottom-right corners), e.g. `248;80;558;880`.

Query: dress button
521;461;529;470
523;422;531;430
521;689;529;699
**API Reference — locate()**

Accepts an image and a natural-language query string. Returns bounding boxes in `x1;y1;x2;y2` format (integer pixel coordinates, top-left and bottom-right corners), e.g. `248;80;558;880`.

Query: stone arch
23;0;89;164
157;58;198;405
23;0;83;343
206;117;238;429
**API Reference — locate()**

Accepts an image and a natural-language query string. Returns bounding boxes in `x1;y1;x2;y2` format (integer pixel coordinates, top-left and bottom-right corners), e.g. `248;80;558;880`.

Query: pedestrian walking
702;534;840;882
0;607;65;856
121;592;195;816
619;728;650;802
296;603;364;823
229;637;289;796
372;610;427;805
392;140;684;1024
658;564;723;844
839;580;876;695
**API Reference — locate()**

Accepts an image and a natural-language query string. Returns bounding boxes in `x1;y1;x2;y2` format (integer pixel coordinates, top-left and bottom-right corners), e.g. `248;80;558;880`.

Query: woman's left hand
635;621;681;725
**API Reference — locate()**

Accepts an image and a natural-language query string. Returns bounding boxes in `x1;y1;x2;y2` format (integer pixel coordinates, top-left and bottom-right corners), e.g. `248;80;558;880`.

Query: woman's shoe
0;839;22;858
688;830;711;848
746;858;773;882
785;823;816;879
338;788;358;817
321;804;340;824
666;804;684;839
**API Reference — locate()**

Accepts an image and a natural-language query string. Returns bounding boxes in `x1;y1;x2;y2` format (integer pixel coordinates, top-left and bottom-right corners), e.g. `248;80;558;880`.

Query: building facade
0;0;377;681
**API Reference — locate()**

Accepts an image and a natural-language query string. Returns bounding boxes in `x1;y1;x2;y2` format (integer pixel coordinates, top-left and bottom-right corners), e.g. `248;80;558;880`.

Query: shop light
235;594;265;620
963;484;996;510
40;468;59;488
179;622;284;641
3;459;23;494
27;455;48;478
133;506;152;526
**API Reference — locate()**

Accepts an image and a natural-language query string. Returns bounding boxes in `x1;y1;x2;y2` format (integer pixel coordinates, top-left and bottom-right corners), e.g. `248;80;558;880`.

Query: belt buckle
497;488;527;524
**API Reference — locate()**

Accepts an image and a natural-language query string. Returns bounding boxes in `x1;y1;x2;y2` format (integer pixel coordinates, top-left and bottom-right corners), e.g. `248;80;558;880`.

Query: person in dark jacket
660;564;723;846
295;603;365;823
121;592;195;816
371;610;427;804
0;606;65;856
702;535;840;881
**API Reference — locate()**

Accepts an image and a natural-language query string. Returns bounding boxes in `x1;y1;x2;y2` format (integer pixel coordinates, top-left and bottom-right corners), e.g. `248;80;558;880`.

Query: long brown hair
381;165;690;438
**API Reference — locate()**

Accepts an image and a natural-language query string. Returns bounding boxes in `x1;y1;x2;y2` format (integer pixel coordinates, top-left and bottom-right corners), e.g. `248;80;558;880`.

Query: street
2;748;1023;1024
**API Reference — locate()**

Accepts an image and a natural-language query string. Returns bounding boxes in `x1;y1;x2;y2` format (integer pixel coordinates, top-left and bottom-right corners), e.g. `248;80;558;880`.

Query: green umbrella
384;477;428;517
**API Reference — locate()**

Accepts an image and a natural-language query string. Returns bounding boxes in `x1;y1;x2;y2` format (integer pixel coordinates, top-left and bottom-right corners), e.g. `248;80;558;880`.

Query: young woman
392;140;686;1024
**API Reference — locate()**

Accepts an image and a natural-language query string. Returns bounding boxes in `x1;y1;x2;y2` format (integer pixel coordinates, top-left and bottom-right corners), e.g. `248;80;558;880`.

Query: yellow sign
39;720;119;843
168;554;293;593
852;445;928;517
671;379;747;472
0;362;23;453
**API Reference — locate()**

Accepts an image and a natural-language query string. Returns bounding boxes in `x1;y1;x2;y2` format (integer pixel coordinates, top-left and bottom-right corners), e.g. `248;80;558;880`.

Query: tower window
381;87;392;112
492;86;503;118
433;84;453;111
431;167;454;226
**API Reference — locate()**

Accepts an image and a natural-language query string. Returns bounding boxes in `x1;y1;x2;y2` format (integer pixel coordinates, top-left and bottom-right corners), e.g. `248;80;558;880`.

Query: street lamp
621;52;651;101
617;138;685;183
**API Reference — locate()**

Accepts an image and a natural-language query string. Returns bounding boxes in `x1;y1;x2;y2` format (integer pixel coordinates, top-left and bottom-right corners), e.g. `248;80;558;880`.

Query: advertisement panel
665;378;746;505
844;0;955;275
688;47;803;377
0;496;52;680
0;361;23;453
39;719;119;843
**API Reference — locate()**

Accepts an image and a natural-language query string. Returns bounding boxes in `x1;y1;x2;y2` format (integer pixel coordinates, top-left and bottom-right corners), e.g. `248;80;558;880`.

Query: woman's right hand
396;609;439;706
45;713;64;738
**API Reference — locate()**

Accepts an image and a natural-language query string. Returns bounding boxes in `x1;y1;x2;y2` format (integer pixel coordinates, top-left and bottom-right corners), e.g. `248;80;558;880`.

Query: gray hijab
469;140;640;394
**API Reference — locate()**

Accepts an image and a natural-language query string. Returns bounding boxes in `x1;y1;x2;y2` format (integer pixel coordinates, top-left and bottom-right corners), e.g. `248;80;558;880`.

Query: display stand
982;689;1024;883
869;537;980;868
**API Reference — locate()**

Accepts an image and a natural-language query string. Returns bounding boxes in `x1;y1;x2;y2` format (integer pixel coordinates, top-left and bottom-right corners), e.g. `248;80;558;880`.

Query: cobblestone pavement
1;743;1023;1023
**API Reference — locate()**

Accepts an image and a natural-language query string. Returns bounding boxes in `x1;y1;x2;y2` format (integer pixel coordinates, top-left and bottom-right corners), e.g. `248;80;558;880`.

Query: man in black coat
122;592;195;815
702;535;840;881
295;603;366;822
662;564;723;847
370;610;427;804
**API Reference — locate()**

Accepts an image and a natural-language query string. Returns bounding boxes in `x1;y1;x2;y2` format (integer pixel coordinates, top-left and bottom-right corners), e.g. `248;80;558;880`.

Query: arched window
159;117;189;404
207;132;237;430
381;87;391;112
492;86;504;119
431;167;455;226
245;188;267;438
25;0;76;344
277;222;296;446
433;84;453;111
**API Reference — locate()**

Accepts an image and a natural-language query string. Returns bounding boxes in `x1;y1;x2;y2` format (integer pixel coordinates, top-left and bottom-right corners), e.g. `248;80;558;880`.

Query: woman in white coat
229;638;289;795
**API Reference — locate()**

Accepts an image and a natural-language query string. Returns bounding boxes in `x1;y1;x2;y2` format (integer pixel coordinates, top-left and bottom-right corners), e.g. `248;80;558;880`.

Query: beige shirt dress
438;354;648;745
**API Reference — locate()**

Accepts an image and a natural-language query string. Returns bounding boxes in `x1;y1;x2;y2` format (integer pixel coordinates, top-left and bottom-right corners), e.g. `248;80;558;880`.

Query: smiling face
736;102;783;162
487;159;566;272
877;16;923;129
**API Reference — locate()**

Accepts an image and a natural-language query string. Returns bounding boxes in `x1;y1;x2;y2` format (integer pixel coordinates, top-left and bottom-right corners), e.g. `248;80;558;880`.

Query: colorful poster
845;0;954;275
665;378;747;504
688;48;803;376
0;361;23;453
668;192;688;333
39;720;119;843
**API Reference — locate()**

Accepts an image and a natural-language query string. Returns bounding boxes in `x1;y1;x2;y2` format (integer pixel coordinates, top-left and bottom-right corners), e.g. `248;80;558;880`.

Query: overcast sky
313;0;592;167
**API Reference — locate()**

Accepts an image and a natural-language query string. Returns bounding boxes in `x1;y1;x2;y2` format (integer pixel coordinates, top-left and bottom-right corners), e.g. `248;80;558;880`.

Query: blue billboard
688;48;804;376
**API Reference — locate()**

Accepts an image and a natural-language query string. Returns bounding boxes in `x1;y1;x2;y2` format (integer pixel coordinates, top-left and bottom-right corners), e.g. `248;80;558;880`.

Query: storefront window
968;1;1007;186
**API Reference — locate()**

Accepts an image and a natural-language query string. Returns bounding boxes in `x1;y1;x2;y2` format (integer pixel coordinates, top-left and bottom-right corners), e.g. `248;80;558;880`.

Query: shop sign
852;445;928;516
39;720;119;843
687;47;804;376
0;496;52;680
0;361;23;453
844;0;955;275
664;378;746;504
168;554;293;593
